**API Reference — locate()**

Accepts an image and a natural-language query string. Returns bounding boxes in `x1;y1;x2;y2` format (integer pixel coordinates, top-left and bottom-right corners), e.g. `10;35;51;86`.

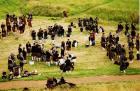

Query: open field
0;0;139;91
0;18;140;82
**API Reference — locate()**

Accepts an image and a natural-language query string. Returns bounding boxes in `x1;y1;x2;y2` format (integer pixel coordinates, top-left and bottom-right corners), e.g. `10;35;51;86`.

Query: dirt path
0;75;140;90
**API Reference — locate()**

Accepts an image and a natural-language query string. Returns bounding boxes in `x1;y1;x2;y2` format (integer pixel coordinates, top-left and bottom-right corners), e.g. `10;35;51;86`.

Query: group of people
31;24;73;44
101;22;139;73
2;42;40;80
77;17;105;46
46;77;75;89
77;17;100;33
0;14;33;42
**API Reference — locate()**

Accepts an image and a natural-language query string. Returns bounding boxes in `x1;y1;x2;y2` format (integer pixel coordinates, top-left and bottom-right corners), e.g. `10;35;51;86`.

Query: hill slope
0;0;139;23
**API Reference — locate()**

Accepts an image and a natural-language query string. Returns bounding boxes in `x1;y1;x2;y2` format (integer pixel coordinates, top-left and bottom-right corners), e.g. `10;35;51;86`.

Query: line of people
31;24;73;44
101;22;139;73
0;14;33;42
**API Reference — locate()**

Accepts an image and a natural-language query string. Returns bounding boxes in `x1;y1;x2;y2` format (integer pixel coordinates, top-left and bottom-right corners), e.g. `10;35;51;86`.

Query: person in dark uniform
22;47;27;63
131;22;136;31
36;44;42;62
53;51;59;66
131;30;136;39
129;48;134;63
31;43;36;61
120;54;128;73
44;29;48;42
2;28;6;39
101;33;106;50
18;44;23;54
19;52;24;71
61;41;65;50
8;56;14;72
7;23;11;35
26;41;31;56
67;26;72;37
1;22;5;31
66;39;71;51
125;22;129;35
117;22;123;32
61;47;65;57
136;33;140;52
46;50;52;66
37;29;43;43
31;30;36;43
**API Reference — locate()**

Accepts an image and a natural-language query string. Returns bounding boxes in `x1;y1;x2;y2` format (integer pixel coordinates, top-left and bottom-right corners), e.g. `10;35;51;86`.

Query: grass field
0;0;139;90
0;18;139;82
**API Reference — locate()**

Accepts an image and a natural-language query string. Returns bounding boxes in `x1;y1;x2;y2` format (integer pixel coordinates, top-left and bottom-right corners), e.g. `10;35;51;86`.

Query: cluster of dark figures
22;77;76;91
31;24;73;44
0;14;33;42
101;22;139;73
27;39;77;75
46;77;76;89
77;17;104;33
77;17;104;45
2;53;39;80
5;38;77;77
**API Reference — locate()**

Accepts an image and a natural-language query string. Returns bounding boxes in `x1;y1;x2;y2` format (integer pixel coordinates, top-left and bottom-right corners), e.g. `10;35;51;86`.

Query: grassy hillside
0;0;139;24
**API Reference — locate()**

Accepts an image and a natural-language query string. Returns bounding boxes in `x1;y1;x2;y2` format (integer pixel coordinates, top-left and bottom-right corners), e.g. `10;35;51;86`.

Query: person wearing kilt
7;23;11;35
2;29;6;39
19;23;24;35
31;30;36;43
44;29;48;43
27;17;32;28
12;23;17;33
131;30;136;39
101;33;106;50
51;32;55;44
37;29;43;44
36;44;42;62
46;50;51;66
129;48;134;63
53;51;59;66
67;26;72;37
136;33;140;53
22;47;27;63
26;41;31;56
125;22;129;35
66;39;71;52
31;43;36;61
1;22;5;31
19;52;24;71
117;22;123;32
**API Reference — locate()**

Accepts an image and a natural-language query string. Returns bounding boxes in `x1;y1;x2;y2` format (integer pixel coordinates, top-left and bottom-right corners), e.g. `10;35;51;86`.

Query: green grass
0;30;140;82
0;0;138;24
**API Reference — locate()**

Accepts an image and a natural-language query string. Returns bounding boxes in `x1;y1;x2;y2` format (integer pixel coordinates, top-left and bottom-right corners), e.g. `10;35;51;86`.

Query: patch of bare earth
0;75;140;90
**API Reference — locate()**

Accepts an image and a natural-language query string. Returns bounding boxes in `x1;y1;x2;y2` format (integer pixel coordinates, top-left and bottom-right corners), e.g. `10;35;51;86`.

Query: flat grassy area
3;80;140;91
0;18;139;82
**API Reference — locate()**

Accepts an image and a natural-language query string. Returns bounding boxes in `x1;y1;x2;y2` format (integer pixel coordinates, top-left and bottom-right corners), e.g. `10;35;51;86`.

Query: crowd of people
101;22;139;73
1;13;139;82
0;14;33;42
2;37;78;80
31;24;73;44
